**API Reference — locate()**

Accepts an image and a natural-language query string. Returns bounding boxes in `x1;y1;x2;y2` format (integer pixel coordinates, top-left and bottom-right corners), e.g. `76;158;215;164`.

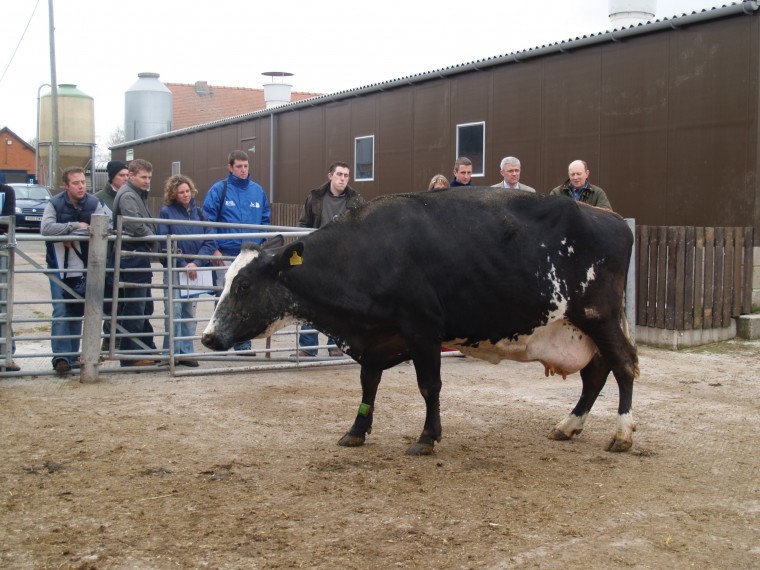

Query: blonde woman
428;174;449;190
157;175;218;366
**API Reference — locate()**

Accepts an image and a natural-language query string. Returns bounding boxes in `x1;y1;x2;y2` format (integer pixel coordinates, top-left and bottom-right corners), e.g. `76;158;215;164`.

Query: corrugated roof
115;2;757;147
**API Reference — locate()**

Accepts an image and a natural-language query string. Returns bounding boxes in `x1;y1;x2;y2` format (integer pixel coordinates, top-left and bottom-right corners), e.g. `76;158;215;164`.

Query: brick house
0;127;36;184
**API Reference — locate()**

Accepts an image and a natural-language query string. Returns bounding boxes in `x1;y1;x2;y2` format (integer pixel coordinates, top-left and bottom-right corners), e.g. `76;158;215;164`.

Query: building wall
115;10;760;232
0;130;36;183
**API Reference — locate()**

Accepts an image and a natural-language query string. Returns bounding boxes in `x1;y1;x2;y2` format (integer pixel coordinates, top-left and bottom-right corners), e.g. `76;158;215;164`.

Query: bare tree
95;126;126;162
108;126;125;147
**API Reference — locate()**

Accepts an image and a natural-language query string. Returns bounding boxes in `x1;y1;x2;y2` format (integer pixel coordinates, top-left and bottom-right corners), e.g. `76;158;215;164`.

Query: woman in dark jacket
158;175;217;366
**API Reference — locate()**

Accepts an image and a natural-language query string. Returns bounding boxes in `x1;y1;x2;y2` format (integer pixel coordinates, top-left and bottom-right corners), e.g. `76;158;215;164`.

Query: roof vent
195;81;212;96
608;0;656;28
262;71;293;109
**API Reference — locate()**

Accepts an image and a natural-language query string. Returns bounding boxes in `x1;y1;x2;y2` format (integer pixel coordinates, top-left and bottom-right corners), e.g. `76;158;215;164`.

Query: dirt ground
0;338;758;569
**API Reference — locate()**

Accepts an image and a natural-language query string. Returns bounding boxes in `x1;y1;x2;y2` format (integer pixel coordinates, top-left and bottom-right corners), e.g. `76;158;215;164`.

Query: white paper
177;267;214;298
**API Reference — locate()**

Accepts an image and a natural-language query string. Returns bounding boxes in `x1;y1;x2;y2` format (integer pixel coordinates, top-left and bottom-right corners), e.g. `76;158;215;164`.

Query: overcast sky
0;0;727;148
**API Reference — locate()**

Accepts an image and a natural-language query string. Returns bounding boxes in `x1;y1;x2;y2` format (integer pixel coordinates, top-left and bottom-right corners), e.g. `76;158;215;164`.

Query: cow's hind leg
550;352;610;442
592;321;638;452
338;365;382;447
555;318;638;451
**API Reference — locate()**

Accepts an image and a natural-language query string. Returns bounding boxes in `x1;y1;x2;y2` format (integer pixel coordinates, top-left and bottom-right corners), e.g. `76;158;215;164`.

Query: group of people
35;149;355;374
431;156;612;210
5;149;611;375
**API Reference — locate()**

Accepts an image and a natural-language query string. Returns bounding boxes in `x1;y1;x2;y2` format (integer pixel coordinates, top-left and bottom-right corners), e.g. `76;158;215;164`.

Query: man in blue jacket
202;150;270;354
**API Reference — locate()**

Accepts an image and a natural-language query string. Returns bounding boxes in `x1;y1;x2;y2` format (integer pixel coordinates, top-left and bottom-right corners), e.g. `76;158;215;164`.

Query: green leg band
358;403;372;417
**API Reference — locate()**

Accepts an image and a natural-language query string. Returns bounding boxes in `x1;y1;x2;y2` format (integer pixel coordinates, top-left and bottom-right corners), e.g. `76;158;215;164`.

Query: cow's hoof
548;428;578;441
338;433;365;447
606;437;633;452
406;442;435;456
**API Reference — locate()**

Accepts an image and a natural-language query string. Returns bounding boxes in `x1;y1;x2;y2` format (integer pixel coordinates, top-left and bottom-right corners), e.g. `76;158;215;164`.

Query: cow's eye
236;281;250;294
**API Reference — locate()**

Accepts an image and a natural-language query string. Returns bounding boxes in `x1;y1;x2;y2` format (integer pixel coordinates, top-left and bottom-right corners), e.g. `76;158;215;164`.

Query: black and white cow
202;188;639;454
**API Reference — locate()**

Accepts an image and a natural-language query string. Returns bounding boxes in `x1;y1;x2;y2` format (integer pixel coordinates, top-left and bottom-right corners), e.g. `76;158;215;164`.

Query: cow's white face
202;240;297;351
217;248;259;305
202;249;260;348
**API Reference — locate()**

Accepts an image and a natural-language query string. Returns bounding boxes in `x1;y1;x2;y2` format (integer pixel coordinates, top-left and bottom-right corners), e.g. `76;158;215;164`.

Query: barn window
354;135;374;181
456;122;485;177
171;161;181;175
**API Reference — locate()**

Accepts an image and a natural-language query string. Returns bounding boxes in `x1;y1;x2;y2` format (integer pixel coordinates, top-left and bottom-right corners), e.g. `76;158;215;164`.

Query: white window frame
455;121;486;178
171;161;181;175
354;135;375;182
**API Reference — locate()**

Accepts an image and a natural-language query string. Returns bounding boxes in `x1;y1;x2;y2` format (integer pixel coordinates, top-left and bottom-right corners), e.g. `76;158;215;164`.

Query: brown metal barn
112;3;760;234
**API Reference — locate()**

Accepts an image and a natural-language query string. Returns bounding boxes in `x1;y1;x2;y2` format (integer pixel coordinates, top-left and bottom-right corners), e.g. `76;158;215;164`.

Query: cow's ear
262;234;284;250
278;242;305;271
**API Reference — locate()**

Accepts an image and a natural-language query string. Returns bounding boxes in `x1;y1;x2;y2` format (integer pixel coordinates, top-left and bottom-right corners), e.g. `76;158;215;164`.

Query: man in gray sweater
112;159;159;367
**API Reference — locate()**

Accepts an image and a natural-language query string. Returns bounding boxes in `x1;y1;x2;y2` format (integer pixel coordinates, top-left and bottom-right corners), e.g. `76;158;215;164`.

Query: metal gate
0;214;359;380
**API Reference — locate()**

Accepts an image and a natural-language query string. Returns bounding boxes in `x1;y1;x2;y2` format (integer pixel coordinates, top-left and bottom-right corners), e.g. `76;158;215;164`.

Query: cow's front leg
406;344;443;456
338;365;382;447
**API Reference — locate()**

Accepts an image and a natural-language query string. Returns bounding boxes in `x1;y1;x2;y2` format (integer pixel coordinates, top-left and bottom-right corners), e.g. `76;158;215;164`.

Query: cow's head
201;235;305;351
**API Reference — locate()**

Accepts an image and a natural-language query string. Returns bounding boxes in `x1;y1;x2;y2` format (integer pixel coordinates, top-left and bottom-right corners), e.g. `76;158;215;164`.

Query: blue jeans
49;278;82;366
298;328;337;356
119;285;155;365
163;272;196;355
298;330;318;357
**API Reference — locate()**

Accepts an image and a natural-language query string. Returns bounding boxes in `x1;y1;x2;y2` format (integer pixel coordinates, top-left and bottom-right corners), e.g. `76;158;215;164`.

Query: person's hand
186;262;198;281
212;249;225;266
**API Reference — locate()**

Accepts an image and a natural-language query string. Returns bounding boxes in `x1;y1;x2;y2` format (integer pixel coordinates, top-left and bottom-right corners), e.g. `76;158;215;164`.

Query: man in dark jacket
550;160;612;210
94;160;128;212
450;157;473;187
294;161;366;357
95;160;128;348
298;161;365;229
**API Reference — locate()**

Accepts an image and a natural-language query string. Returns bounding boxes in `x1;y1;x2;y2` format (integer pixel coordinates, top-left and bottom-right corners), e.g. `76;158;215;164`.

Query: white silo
608;0;657;28
124;72;172;141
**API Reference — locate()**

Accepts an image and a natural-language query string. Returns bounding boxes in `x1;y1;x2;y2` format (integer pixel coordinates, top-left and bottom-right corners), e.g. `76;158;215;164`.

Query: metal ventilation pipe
609;0;657;28
262;71;293;109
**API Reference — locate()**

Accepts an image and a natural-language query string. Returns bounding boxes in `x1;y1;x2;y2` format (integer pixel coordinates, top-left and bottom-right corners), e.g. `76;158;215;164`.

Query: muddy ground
1;339;758;569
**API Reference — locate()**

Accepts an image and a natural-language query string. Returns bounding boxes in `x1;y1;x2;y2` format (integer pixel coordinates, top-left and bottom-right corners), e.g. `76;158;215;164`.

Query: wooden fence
636;226;754;331
271;203;302;228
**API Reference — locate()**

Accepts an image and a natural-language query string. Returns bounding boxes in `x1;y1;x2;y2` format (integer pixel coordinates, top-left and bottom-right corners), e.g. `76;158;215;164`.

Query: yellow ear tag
289;251;303;266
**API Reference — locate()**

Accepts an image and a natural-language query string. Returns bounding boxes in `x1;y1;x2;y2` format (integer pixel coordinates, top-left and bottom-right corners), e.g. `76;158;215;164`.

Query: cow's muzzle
201;331;230;352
